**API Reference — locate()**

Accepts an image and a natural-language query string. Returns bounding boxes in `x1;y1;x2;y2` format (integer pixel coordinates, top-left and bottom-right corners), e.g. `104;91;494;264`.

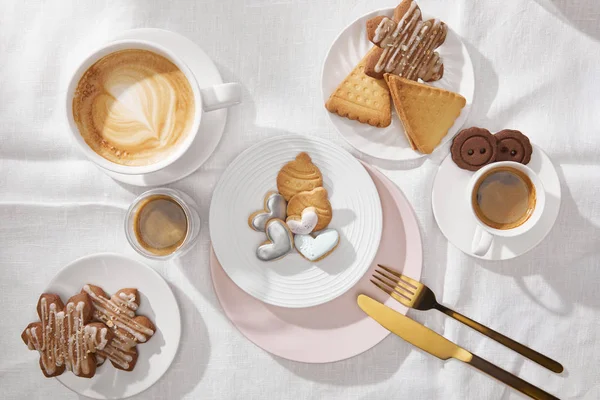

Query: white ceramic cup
65;39;241;175
467;161;546;256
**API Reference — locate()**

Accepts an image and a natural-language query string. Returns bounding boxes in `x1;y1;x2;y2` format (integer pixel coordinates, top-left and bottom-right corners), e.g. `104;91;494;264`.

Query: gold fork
372;264;563;374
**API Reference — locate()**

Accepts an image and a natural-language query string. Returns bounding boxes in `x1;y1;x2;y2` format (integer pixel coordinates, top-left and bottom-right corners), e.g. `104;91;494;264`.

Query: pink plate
210;163;422;363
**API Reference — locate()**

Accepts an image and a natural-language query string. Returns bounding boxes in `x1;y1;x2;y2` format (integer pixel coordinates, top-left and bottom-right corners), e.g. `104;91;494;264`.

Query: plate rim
209;162;423;363
44;252;181;400
320;7;475;161
209;134;383;308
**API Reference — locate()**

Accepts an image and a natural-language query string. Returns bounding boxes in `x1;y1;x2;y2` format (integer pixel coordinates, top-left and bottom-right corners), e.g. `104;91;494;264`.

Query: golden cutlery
372;264;563;374
358;295;559;400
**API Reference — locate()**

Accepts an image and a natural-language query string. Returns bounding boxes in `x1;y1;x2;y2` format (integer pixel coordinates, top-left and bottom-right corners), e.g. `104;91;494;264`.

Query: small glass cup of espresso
125;188;200;260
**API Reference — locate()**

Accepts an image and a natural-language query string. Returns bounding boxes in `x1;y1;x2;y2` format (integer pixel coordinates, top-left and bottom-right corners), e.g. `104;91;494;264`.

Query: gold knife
358;295;560;400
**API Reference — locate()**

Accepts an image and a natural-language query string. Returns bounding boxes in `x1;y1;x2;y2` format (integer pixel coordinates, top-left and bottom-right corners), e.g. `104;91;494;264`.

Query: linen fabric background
1;0;599;399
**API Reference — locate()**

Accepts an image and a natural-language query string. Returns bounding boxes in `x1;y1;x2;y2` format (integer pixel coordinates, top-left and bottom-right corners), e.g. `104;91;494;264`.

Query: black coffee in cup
472;167;536;230
133;195;188;256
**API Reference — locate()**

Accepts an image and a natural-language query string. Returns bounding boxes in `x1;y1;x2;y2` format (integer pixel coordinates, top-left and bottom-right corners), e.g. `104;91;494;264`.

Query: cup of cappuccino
66;39;241;175
467;161;546;256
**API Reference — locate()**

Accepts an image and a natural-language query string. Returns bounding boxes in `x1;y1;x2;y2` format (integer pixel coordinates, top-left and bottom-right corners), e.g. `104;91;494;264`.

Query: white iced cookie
286;207;318;235
248;192;287;232
294;228;340;262
256;219;294;262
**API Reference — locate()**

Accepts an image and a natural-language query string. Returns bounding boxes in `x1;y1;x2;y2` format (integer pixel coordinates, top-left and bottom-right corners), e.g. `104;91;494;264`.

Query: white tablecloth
1;0;599;399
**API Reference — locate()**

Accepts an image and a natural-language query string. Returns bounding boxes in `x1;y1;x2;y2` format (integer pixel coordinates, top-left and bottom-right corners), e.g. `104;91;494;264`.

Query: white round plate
43;253;181;399
209;135;383;308
103;28;227;187
432;146;561;260
322;8;474;161
210;162;423;363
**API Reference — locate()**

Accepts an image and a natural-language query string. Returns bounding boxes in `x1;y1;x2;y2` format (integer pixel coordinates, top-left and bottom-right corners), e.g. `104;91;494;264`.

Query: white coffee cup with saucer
468;161;546;256
65;37;241;176
432;145;561;260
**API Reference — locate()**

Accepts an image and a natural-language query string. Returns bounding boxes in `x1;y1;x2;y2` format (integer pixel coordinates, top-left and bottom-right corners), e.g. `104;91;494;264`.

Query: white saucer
209;135;383;308
40;253;181;399
103;28;227;187
321;7;474;161
432;146;561;260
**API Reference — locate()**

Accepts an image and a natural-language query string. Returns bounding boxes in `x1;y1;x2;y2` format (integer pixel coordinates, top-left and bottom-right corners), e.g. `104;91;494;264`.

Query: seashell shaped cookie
287;187;333;231
277;152;323;201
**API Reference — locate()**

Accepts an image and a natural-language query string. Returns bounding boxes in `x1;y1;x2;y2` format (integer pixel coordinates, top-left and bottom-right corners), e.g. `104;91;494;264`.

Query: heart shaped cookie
256;219;294;262
294;229;340;262
248;192;287;232
287;187;333;231
286;207;318;235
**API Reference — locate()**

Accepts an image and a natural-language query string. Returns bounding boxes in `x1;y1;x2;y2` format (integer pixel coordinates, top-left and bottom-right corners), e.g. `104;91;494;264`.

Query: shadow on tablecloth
478;165;600;314
534;0;600;41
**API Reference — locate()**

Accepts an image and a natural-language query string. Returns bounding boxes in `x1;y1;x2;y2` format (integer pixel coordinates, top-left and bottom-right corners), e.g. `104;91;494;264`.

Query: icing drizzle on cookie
371;1;447;81
97;339;136;370
83;285;154;344
25;298;109;376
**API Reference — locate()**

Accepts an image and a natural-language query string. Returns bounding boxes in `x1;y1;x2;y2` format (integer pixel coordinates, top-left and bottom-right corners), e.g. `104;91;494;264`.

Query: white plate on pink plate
321;7;474;161
210;162;422;363
209;135;383;308
38;253;181;399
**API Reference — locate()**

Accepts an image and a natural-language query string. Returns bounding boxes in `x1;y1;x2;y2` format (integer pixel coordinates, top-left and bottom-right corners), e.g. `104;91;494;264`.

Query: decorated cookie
276;152;323;201
294;229;340;262
286;207;318;235
495;129;533;164
256;219;294;262
451;127;499;171
22;293;112;378
287;187;333;231
365;0;447;81
82;285;155;371
248;191;287;232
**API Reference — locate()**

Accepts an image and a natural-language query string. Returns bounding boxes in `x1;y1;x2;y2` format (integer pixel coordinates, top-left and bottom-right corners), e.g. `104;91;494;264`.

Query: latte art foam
72;49;195;166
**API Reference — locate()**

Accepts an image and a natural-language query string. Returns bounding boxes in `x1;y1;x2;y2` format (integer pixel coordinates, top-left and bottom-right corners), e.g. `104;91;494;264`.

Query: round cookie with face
495;129;532;165
451;127;498;171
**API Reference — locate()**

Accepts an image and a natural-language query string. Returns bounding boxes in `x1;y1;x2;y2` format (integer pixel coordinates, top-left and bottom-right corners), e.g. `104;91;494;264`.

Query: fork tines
371;264;418;305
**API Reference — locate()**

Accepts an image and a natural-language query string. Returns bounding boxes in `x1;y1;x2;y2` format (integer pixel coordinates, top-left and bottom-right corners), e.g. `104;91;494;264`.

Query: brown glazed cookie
451;127;498;171
495;129;532;164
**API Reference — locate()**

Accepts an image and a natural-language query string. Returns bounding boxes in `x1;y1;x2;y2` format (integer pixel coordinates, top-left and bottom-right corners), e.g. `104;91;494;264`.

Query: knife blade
358;294;472;361
357;295;559;400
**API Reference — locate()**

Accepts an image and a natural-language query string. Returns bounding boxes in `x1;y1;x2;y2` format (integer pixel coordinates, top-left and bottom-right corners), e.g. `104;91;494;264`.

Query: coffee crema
133;195;188;256
72;49;195;166
472;167;536;230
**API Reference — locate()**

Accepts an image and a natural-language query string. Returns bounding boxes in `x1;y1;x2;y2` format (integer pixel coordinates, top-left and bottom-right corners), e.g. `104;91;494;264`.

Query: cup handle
200;82;241;112
472;225;494;256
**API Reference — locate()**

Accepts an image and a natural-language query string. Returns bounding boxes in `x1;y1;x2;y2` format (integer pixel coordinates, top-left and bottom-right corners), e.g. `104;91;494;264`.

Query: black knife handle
465;354;560;400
